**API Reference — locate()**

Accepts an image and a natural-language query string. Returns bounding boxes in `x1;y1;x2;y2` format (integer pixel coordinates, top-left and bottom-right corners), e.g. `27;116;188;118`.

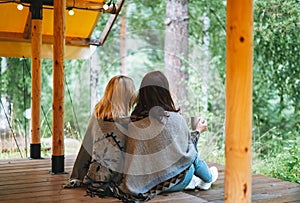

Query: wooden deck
0;156;299;203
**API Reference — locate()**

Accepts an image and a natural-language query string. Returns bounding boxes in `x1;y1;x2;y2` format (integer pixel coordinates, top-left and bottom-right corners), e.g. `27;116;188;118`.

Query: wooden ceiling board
0;3;30;33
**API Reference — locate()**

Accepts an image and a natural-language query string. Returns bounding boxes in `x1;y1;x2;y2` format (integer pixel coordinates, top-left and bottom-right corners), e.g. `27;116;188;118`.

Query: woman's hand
196;118;207;133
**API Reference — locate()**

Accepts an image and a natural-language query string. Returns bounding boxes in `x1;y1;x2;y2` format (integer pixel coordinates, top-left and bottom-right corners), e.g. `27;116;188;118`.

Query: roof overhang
0;0;123;59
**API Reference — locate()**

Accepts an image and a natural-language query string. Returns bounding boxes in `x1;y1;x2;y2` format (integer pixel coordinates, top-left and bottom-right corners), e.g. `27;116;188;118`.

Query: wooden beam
43;35;90;46
0;32;90;46
23;12;32;39
225;0;253;202
66;0;105;9
51;0;66;174
91;0;125;46
0;32;25;41
30;18;42;159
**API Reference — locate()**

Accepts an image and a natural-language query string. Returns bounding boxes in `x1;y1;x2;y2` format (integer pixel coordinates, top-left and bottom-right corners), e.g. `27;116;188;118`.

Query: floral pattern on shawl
81;117;128;198
81;114;198;203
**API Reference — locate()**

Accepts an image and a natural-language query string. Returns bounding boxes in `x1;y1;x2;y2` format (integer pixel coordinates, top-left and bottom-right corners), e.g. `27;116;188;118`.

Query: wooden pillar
30;0;43;159
225;0;253;202
51;0;66;173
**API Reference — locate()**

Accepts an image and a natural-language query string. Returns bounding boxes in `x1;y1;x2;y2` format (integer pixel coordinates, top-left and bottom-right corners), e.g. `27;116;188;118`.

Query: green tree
1;58;31;131
253;0;300;156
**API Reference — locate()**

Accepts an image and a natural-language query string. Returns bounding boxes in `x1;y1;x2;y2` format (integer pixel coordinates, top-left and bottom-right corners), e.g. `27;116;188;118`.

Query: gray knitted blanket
79;112;197;202
120;111;197;195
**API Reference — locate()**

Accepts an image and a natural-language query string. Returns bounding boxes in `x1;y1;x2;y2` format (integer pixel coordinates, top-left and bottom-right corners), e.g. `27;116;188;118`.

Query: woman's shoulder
166;111;184;120
165;111;189;129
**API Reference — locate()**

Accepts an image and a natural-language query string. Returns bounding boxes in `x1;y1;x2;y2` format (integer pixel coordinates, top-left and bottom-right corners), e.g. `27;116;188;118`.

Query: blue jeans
164;155;212;193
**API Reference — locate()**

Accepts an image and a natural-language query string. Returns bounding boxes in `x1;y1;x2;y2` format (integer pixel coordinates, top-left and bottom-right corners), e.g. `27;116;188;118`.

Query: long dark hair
131;71;179;117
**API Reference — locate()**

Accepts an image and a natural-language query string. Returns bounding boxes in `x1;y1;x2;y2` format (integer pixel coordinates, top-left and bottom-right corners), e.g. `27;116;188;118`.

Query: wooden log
94;0;125;45
52;0;66;173
225;0;253;202
0;31;90;46
30;19;42;159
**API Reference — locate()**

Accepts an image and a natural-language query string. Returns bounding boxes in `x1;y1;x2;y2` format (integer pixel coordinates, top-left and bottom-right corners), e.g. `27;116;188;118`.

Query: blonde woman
66;75;136;194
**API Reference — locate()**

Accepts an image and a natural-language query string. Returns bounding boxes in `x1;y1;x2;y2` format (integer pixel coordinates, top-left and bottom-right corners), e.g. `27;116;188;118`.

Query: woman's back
121;111;197;195
83;115;130;186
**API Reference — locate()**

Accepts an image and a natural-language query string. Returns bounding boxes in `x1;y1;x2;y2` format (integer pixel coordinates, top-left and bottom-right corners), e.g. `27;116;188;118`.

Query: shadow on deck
0;156;299;202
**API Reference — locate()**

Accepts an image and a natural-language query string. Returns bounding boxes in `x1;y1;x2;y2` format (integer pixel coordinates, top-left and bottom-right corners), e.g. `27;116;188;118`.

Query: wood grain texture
225;0;253;202
0;157;298;202
31;19;43;144
52;0;66;156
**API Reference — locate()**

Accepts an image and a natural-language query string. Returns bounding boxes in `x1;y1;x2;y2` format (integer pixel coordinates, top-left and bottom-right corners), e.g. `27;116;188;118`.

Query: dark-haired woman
118;71;218;202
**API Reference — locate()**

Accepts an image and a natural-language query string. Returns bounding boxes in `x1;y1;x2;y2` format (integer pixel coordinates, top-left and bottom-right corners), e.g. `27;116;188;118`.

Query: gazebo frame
0;0;253;202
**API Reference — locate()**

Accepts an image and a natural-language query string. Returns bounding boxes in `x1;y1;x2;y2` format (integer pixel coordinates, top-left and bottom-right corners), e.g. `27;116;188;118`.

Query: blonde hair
94;75;136;119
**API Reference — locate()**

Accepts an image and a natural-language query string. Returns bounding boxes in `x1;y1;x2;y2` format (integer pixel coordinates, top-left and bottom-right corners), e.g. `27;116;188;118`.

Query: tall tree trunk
200;15;210;111
120;6;127;75
90;54;100;113
165;0;189;112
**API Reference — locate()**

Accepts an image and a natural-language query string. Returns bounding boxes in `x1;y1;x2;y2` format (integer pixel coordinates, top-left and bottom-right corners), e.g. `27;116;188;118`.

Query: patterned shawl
74;113;196;202
119;111;197;197
82;115;129;186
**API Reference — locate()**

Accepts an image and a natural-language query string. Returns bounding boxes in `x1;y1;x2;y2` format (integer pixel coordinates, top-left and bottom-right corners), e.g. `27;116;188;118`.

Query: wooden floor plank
0;156;299;203
252;187;300;203
0;179;68;191
0;173;69;186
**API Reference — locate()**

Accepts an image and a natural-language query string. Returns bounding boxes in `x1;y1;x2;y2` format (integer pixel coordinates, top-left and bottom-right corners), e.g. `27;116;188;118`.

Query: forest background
0;0;299;184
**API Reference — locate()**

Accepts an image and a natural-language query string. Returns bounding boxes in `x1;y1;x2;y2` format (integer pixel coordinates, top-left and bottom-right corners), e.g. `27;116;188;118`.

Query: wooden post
51;0;66;174
225;0;253;202
30;0;43;159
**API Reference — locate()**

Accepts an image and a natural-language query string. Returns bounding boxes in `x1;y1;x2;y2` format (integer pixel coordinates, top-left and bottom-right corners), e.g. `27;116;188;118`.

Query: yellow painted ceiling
0;0;113;59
